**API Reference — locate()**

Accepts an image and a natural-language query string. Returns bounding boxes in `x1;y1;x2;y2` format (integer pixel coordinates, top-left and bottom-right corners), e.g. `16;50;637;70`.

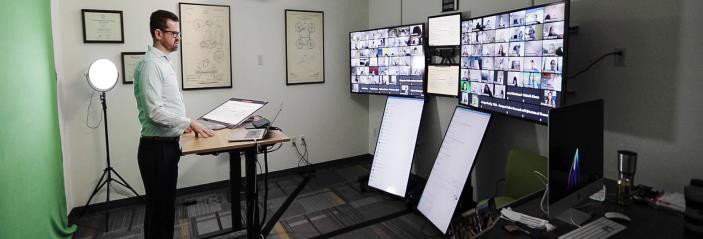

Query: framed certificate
81;9;124;43
285;10;325;85
121;52;145;84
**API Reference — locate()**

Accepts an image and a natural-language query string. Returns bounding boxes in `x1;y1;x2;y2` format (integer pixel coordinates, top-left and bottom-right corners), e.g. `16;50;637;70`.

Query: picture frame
285;10;325;85
179;3;232;90
121;52;145;84
81;9;124;43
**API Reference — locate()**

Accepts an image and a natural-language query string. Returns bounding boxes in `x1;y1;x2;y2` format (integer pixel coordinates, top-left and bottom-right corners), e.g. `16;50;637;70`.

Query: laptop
228;107;281;142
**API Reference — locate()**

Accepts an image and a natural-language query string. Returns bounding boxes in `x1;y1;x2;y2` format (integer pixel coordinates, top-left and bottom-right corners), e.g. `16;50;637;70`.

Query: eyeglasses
160;29;181;38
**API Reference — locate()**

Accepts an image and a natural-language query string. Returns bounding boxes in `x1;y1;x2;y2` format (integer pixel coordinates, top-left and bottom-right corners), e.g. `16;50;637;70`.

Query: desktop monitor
427;65;460;97
417;106;491;234
548;99;604;224
350;24;426;97
368;96;425;197
458;1;568;124
428;13;462;47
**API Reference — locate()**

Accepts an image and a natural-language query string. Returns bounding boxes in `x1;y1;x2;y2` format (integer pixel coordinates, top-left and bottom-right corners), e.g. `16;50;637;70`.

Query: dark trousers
138;137;181;239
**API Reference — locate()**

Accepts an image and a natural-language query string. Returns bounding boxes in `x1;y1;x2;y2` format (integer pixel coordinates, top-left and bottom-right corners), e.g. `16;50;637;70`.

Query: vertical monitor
368;96;425;197
458;1;568;124
350;24;426;97
417;107;491;233
428;13;462;46
427;65;460;97
548;99;603;218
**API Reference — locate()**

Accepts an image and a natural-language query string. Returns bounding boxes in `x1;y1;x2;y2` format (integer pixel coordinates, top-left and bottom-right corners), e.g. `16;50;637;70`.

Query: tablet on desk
199;98;268;128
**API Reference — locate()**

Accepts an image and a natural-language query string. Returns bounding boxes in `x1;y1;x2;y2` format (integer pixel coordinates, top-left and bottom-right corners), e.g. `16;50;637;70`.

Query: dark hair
150;10;179;39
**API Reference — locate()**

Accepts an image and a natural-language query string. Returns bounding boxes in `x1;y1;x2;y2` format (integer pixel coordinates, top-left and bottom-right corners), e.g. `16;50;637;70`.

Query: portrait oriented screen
458;1;567;123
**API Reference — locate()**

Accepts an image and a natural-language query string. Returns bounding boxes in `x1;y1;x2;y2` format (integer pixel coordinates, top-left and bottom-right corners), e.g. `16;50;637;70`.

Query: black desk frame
198;144;310;239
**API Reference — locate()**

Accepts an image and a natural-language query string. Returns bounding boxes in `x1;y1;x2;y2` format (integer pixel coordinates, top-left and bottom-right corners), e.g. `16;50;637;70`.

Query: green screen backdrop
0;0;77;238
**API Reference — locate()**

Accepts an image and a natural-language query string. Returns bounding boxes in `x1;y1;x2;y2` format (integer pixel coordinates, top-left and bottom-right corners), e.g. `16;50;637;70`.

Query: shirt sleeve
138;62;191;130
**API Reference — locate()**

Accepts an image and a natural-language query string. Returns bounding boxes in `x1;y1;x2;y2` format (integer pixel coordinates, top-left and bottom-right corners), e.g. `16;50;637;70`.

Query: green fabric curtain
0;0;77;238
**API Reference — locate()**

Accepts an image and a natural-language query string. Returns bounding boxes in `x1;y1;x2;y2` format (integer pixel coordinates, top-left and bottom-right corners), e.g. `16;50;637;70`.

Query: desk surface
180;129;289;155
477;180;696;239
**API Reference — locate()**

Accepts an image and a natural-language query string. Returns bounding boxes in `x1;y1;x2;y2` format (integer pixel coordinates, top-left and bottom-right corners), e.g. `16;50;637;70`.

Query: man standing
133;10;215;238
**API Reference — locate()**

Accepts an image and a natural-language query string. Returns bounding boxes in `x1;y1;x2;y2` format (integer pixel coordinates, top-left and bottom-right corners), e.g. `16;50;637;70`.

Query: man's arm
139;62;190;130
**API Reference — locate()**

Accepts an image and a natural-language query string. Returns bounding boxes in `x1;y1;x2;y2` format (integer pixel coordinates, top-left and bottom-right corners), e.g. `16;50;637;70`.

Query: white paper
202;100;265;126
429;14;461;46
427;65;460;96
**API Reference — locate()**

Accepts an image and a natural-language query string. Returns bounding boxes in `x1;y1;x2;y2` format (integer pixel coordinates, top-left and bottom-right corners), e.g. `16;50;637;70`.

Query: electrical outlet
614;48;625;67
291;136;298;145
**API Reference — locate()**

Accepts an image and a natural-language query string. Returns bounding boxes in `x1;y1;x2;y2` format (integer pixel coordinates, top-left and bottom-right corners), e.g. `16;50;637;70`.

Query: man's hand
189;120;215;138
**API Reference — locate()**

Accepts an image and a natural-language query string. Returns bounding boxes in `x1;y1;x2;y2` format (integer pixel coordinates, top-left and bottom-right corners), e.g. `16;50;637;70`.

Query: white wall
369;0;703;199
55;0;369;209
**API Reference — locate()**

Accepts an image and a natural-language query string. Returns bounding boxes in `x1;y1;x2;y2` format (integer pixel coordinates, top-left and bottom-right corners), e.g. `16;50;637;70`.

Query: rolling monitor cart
368;96;425;197
417;106;491;234
548;99;604;225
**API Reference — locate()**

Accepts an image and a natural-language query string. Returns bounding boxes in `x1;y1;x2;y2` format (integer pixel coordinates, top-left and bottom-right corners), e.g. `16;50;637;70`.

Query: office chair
480;149;548;209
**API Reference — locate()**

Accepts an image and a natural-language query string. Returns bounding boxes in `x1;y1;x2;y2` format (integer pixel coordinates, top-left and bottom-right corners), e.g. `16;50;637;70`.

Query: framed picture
179;3;232;90
81;9;124;43
121;52;144;84
285;10;325;85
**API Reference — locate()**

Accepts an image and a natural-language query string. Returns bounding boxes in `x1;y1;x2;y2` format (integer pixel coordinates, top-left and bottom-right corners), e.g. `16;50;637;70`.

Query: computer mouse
604;212;631;222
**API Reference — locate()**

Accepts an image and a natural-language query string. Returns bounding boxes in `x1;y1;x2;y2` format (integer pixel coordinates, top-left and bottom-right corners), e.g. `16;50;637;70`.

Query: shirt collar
147;45;174;61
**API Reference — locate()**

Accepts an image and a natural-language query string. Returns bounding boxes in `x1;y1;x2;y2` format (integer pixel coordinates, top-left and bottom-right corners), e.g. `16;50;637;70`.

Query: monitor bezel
457;0;570;125
349;23;428;98
416;105;493;234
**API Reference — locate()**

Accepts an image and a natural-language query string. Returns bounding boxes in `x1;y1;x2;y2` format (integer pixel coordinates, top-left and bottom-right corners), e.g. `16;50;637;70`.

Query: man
133;10;215;238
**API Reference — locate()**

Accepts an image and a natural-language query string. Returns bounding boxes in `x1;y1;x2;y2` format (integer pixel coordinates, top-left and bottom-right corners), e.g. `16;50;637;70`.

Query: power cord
568;50;624;80
85;91;102;129
533;170;549;215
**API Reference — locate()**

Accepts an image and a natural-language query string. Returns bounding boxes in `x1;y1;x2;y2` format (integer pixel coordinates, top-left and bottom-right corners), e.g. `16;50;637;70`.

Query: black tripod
80;92;142;232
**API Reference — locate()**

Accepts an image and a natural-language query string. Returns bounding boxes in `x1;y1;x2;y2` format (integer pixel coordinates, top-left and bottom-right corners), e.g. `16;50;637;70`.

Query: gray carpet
70;162;444;239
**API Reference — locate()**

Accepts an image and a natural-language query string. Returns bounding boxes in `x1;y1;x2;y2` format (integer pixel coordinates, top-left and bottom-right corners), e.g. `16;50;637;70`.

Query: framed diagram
121;52;144;84
285;10;325;85
81;9;124;43
179;3;232;90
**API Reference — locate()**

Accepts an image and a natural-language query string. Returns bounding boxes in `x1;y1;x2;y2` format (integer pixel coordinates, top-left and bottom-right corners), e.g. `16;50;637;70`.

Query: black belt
140;136;180;143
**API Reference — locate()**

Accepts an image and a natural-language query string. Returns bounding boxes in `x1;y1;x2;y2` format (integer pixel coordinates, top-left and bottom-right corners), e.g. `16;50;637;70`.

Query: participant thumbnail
523;24;543;41
522;72;541;88
410;25;423;36
509;57;522;71
496;14;510;28
508;72;523;87
542;39;564;56
482;44;495;57
495;57;509;70
470;45;483;56
461;45;471;56
544;3;565;23
542;90;558;107
495;28;510;43
462;21;471;33
540;73;562;91
469;56;482;70
494;85;506;99
509;27;524;41
510;10;526;26
481;57;494;70
481;70;494;83
524;41;543;56
542;57;562;73
483;16;496;30
461;92;470;105
495;70;507;84
462;32;470;44
469;32;480;44
509;42;524;56
461;69;470;81
481;30;496;43
461;57;470;68
470;19;483;31
544;22;565;39
461;80;470;92
526;8;544;25
496;43;509;56
470;69;481;82
524;57;542;72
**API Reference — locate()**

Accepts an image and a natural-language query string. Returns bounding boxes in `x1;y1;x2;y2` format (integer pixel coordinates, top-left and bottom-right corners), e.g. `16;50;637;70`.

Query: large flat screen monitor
548;99;603;224
417;106;491;233
427;65;460;97
428;13;462;47
458;1;568;124
350;24;426;97
368;96;425;197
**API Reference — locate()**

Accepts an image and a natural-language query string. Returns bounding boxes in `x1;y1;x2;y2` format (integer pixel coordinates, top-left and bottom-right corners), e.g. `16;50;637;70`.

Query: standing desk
181;128;307;238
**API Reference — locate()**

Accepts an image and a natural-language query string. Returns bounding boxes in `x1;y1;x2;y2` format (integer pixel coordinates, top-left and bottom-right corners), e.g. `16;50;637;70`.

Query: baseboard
68;153;373;219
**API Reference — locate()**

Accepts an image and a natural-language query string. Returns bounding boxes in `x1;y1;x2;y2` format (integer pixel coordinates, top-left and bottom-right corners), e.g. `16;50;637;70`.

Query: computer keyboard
558;217;625;239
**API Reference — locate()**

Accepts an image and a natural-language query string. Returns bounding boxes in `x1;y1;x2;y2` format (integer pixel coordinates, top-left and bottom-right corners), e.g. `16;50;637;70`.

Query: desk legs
230;151;243;230
244;148;260;238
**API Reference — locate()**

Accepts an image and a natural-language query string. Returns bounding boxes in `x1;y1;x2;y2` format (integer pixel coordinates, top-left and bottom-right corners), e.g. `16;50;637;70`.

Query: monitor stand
555;208;591;226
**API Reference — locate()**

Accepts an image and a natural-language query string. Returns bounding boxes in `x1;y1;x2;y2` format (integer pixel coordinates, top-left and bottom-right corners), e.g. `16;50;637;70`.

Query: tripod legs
79;167;142;232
